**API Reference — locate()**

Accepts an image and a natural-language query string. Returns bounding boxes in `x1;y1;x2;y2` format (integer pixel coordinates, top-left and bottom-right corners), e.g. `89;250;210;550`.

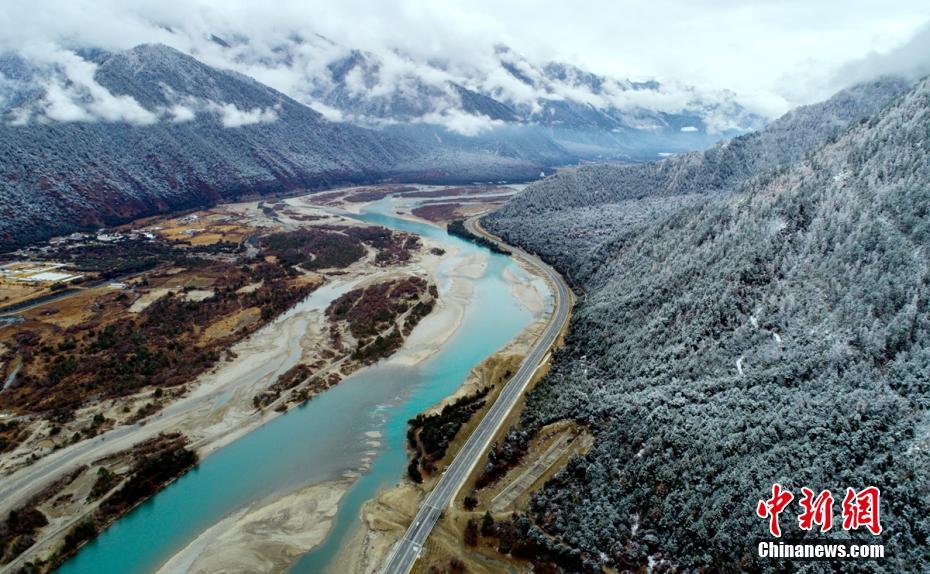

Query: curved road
380;216;571;574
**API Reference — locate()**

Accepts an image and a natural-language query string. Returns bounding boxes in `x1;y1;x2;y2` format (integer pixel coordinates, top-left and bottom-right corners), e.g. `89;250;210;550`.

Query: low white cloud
478;54;544;109
700;107;750;135
42;80;93;122
418;109;503;136
3;48;281;128
209;102;279;127
834;21;930;86
306;100;345;122
166;104;196;122
7;106;32;126
343;66;368;96
18;48;157;125
161;96;282;126
680;125;698;132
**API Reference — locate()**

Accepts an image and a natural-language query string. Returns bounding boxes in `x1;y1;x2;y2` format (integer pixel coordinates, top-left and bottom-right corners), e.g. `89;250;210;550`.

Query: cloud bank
836;22;930;86
7;47;158;125
0;0;928;130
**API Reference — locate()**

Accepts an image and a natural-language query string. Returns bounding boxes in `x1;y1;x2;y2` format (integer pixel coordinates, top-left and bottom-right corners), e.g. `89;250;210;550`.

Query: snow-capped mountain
186;32;761;148
0;44;417;249
0;36;765;250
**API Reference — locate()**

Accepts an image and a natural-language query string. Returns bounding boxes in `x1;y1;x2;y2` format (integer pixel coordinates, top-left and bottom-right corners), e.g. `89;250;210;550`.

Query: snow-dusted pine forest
482;76;930;572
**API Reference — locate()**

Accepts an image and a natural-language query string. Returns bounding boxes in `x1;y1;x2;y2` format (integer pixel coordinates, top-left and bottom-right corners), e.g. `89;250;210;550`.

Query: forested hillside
0;40;774;253
0;44;548;251
480;76;930;571
486;77;910;274
0;45;417;250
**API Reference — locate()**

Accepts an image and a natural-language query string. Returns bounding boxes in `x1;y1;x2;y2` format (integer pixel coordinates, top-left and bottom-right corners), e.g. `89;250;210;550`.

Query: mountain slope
307;42;761;137
0;44;423;250
2;41;745;251
485;77;911;272
478;77;930;571
496;77;910;210
294;40;760;160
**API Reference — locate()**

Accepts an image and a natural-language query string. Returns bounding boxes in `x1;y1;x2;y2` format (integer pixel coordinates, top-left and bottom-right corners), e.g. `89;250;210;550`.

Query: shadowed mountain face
0;44;421;250
480;76;930;571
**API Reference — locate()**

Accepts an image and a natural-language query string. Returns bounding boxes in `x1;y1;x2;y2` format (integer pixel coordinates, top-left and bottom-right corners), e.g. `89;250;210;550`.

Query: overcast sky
2;0;929;118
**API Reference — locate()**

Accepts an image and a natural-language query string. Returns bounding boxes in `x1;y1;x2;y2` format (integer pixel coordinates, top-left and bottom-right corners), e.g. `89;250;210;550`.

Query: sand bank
156;480;351;574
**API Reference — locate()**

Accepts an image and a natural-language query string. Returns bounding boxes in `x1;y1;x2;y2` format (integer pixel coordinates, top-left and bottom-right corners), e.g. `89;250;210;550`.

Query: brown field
0;262;89;310
18;286;120;330
0;282;49;309
411;200;510;223
411;203;463;223
138;210;259;247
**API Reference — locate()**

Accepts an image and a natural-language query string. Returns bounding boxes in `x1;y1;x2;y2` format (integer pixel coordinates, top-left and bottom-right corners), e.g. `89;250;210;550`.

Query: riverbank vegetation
260;225;421;270
447;220;510;255
412;203;463;223
0;419;26;454
12;433;199;573
327;276;437;367
407;387;490;478
0;506;48;564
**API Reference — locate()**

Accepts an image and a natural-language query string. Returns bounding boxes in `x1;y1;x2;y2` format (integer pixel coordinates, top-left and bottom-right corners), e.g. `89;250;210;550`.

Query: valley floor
0;183;548;573
150;191;552;574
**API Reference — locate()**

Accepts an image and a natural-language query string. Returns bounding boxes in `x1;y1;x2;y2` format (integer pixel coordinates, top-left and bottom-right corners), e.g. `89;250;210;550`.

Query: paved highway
380;216;572;574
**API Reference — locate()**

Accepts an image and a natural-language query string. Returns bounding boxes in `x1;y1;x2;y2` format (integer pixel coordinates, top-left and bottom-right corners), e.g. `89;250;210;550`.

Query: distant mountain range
0;41;763;250
281;37;764;158
305;42;762;134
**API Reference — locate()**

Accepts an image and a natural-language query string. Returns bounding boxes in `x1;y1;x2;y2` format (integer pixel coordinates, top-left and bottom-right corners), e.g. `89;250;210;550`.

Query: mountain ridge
0;44;542;251
0;41;764;251
484;76;912;272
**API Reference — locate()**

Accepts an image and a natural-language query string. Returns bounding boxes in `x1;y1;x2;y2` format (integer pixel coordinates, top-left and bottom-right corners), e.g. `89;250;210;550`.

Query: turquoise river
57;195;548;574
